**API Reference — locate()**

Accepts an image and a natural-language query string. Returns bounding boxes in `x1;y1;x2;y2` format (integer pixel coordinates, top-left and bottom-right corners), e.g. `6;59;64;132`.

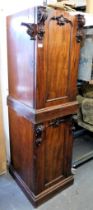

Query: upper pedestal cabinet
7;6;85;207
7;6;85;111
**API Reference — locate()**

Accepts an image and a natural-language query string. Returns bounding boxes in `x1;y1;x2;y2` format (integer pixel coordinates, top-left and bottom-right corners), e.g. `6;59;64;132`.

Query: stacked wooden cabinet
7;6;85;207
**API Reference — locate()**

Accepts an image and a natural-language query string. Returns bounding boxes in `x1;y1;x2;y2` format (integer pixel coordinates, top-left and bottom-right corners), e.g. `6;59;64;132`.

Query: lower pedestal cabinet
9;107;74;207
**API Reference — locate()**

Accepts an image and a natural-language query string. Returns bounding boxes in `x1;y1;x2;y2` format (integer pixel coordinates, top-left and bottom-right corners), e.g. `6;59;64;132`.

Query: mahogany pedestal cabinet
7;6;85;207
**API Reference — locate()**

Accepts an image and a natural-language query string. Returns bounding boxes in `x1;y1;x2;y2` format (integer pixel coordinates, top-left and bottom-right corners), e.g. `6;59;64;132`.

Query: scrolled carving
49;118;64;127
49;116;73;128
21;6;48;41
76;14;85;43
51;15;72;26
35;124;45;146
77;14;85;28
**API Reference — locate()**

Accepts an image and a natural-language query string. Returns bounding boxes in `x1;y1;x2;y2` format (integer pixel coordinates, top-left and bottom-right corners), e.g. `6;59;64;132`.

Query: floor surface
0;160;93;210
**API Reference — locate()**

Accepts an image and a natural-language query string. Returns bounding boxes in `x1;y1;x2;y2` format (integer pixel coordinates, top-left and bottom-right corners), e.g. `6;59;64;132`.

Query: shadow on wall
0;87;7;175
0;10;10;164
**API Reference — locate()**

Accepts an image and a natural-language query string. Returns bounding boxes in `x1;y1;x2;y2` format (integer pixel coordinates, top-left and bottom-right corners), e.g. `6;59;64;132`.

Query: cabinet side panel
68;16;80;100
8;107;35;193
63;121;73;177
7;8;36;107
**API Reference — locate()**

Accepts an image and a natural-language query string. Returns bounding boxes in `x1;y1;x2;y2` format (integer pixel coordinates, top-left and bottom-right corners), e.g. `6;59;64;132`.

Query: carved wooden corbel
76;14;85;43
21;6;48;41
35;124;45;146
21;23;37;40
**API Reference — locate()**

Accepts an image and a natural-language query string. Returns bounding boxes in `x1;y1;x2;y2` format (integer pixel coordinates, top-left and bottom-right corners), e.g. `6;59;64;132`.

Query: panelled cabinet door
34;118;73;194
36;9;80;109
